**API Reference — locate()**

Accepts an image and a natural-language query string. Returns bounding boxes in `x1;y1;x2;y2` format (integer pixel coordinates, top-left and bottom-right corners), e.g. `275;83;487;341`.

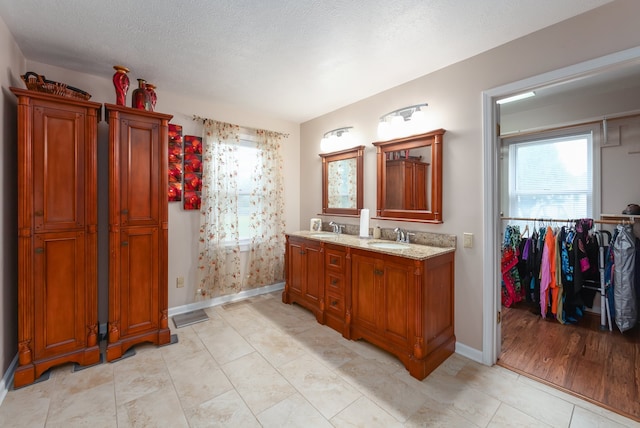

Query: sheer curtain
246;130;286;287
197;120;242;299
197;120;286;299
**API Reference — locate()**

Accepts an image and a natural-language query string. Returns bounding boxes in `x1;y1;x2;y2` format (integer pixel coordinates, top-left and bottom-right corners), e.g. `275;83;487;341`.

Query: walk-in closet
496;63;640;422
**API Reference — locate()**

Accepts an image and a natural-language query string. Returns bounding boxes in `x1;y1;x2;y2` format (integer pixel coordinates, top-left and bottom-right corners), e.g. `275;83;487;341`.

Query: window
236;138;260;241
504;127;596;220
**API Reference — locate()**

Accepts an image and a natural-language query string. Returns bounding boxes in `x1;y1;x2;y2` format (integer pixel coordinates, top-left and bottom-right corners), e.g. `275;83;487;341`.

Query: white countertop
288;230;455;260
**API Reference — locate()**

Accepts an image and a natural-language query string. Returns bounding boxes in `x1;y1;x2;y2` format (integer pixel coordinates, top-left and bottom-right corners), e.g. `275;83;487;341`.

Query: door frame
481;46;640;366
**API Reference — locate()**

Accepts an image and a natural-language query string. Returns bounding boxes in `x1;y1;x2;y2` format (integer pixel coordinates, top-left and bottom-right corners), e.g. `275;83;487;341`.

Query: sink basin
309;232;337;238
368;241;409;250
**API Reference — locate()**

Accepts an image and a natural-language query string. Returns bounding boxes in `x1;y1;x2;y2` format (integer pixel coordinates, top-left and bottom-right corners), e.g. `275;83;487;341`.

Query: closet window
506;129;594;219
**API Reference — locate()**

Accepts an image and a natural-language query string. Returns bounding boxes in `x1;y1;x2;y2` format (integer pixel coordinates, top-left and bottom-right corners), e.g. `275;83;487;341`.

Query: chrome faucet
329;221;345;234
394;227;414;243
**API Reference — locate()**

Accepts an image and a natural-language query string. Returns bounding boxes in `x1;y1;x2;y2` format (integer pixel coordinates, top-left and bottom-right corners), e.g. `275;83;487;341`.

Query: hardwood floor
498;302;640;422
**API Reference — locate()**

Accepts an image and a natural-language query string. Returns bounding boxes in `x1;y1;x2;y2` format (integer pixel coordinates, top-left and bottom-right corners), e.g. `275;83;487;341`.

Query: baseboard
0;354;18;407
168;282;285;317
455;341;483;364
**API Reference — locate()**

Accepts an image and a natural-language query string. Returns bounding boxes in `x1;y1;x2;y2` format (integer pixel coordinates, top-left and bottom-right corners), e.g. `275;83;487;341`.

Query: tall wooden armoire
105;104;173;361
11;88;102;387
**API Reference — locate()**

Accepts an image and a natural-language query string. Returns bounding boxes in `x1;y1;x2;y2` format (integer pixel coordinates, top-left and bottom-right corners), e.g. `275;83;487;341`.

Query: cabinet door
33;231;86;359
385;162;404;210
33;104;86;232
304;242;323;303
403;162;415;209
117;117;161;227
413;162;427;210
119;227;160;336
381;259;412;345
351;252;383;332
288;240;304;295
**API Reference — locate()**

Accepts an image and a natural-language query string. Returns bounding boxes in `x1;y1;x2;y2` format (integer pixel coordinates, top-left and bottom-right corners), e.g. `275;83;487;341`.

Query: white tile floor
1;291;638;427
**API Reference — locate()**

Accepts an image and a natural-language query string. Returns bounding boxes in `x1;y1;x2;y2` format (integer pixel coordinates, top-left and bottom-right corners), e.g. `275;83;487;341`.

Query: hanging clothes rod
500;216;636;225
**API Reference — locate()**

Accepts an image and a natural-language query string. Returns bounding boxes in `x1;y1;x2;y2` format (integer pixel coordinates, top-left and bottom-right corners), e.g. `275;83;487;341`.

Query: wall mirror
373;129;445;223
319;145;365;216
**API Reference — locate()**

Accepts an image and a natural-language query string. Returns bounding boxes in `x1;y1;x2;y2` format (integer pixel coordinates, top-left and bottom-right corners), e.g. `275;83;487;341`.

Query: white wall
299;0;640;352
0;14;25;384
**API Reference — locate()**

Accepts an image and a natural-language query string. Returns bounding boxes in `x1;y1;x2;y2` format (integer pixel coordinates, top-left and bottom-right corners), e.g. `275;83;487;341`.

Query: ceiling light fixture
320;126;354;152
378;103;428;140
496;91;536;105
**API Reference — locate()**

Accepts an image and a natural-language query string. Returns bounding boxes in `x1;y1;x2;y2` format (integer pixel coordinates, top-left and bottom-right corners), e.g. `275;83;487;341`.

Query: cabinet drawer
325;292;345;317
326;272;344;294
325;247;346;272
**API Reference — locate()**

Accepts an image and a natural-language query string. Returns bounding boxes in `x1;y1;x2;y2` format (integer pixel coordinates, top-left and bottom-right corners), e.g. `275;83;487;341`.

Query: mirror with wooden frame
373;129;445;223
319;145;365;216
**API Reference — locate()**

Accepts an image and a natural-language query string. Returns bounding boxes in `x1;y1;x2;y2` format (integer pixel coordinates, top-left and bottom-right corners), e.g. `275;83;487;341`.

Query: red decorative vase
145;83;157;112
131;78;150;110
112;65;130;106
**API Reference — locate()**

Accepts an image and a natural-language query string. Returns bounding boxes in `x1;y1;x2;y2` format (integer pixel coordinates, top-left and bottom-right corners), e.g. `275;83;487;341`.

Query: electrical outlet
463;233;473;249
176;277;185;288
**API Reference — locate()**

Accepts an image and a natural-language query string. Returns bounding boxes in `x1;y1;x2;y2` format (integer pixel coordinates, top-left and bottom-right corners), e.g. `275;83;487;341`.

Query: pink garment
539;226;556;318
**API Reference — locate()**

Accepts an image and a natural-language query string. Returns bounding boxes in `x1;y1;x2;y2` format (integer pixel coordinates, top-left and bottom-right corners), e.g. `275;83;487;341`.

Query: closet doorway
482;48;640;422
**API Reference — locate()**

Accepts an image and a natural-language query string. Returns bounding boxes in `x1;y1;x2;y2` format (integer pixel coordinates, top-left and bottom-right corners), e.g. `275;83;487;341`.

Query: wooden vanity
282;232;455;380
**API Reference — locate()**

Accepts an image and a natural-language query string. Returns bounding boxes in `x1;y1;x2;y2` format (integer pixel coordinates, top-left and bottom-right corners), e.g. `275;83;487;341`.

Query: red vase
145;83;157;112
131;78;150;110
112;65;130;106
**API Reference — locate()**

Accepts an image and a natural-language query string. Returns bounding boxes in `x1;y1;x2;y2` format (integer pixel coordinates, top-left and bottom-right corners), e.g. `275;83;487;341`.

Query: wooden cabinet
282;235;324;322
350;247;455;379
385;159;428;210
105;104;173;361
351;250;413;349
11;88;101;387
323;243;350;335
283;234;455;380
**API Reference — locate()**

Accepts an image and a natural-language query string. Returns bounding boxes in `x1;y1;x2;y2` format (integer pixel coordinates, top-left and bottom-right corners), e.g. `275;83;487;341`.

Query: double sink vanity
283;129;455;380
282;229;455;380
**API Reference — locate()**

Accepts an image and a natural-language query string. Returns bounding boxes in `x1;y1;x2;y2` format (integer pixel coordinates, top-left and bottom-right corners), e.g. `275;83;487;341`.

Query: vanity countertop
288;230;455;261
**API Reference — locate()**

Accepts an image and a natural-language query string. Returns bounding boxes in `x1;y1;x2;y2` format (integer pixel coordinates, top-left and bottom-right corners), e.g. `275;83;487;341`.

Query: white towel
359;209;370;237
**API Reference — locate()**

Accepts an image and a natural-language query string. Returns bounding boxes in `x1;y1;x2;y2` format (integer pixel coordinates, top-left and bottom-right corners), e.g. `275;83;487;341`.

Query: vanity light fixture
377;103;428;140
320;126;354;152
496;91;535;105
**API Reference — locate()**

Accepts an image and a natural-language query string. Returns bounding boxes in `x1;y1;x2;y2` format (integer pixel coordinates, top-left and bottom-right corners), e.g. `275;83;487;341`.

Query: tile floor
1;291;638;427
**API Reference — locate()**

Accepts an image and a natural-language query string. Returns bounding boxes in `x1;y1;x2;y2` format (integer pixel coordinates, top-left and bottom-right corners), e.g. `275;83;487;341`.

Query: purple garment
522;238;531;261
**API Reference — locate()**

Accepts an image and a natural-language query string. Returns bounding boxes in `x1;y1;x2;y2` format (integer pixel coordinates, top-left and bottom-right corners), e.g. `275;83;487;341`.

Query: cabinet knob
331;278;338;285
121;209;128;215
122;241;128;246
331;300;338;307
299;250;306;255
35;248;44;254
34;210;44;216
374;269;384;276
330;258;338;264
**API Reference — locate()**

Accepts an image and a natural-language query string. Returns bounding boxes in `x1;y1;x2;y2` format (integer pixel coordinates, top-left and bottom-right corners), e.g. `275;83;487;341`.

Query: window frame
500;123;601;220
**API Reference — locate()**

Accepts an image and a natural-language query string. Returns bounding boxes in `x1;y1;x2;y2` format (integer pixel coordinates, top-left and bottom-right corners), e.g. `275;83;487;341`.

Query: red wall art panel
168;124;183;202
183;135;203;210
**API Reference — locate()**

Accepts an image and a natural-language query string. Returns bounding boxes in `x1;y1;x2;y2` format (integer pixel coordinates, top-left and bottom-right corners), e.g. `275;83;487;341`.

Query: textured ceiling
0;0;613;122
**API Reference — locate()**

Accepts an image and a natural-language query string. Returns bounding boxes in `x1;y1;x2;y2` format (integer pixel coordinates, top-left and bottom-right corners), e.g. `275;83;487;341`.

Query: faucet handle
394;227;405;242
405;232;415;243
